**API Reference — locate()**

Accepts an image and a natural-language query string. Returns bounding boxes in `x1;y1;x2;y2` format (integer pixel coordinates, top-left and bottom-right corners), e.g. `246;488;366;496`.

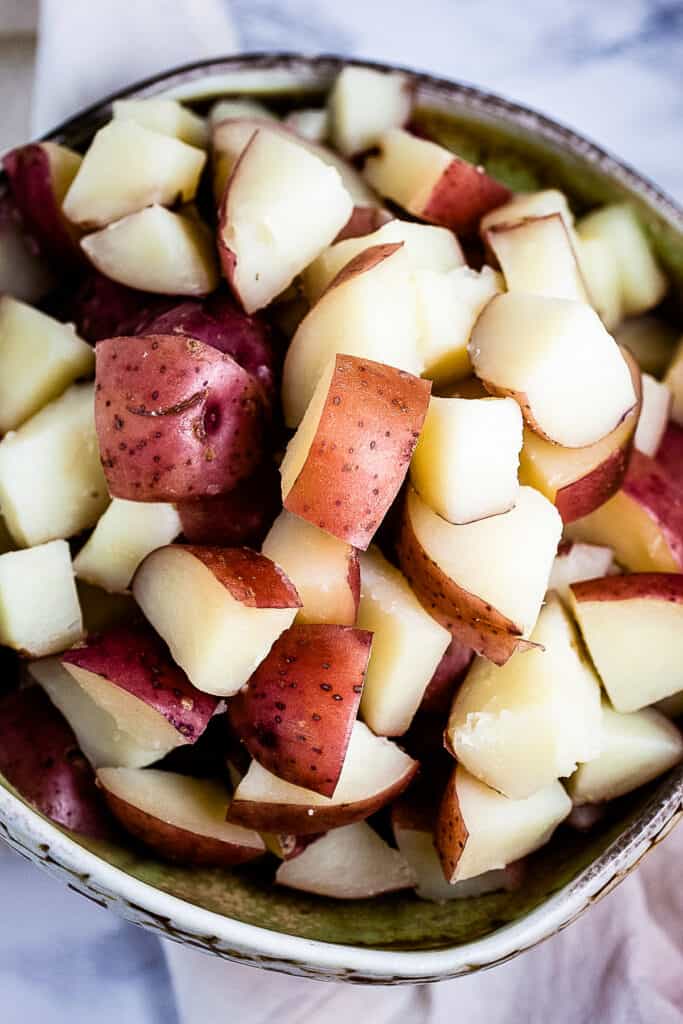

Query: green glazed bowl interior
1;53;682;984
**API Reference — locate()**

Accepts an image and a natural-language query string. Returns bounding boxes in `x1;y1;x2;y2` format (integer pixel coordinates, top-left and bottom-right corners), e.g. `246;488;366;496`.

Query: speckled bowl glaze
1;53;682;985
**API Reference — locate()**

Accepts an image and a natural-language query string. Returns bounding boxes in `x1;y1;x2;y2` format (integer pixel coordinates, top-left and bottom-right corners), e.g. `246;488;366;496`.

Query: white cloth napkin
29;1;683;1021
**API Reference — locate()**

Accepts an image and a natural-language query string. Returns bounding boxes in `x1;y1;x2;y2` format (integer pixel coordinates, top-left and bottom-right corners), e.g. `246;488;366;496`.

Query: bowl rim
3;51;683;984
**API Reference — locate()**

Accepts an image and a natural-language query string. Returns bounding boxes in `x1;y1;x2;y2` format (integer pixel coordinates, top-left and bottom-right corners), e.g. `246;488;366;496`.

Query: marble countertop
0;1;682;1021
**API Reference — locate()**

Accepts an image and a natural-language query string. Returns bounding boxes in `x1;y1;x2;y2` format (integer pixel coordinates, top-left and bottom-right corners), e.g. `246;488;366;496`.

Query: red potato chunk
95;334;268;501
228;624;372;796
178;460;282;547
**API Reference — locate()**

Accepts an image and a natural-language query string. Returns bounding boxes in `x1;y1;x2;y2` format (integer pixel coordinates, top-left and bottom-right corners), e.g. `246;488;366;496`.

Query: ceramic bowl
1;53;682;985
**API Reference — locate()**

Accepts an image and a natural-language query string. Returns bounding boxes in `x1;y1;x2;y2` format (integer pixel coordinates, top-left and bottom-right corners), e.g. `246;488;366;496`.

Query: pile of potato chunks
0;65;682;901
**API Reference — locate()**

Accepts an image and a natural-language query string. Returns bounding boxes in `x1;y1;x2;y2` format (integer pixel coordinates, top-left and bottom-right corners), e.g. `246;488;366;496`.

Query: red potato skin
397;500;538;666
656;422;683;485
48;270;175;343
419;637;474;715
179;545;302;609
435;766;470;883
0;688;115;840
95;334;268;501
570;572;683;605
2;143;83;273
621;451;683;570
228;624;373;797
178;460;282;546
226;759;418;834
99;788;264;867
61;623;218;743
284;354;431;550
334;206;393;243
421;158;511;236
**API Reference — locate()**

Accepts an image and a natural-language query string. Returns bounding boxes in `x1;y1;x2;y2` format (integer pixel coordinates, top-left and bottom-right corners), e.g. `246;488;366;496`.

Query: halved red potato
112;99;208;148
283;107;328;143
664;337;683;425
261;510;359;625
275;821;415;898
218;129;353;313
329;66;413;156
616;316;679;377
74;499;182;594
0;296;93;434
656;421;683;481
227;720;417;833
577;235;622;330
518;348;642;523
0;540;83;657
2;142;83;270
418;637;475;716
282;244;423;427
228;624;372;796
547;541;615;604
81;206;219;296
0;687;114;838
414;265;501;384
446;595;602;798
62;623;218;753
469;293;637;447
569;573;683;711
356;546;450;736
566;451;683;572
178;462;281;548
363;129;511;234
480;188;576;237
95;334;267;502
62;121;205;229
29;658;160;768
436;764;571;883
97;768;265;866
566;701;683;805
634;374;672;456
0;383;108;547
398;485;561;665
0;186;55;302
132;545;300;696
577;203;667;317
281;354;430;549
485;214;588;302
302;219;464;304
410;395;523;524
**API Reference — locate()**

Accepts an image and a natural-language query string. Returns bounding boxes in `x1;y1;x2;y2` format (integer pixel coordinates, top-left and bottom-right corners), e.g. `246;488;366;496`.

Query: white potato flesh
406;484;562;636
487;214;588;302
329;67;412;157
547;542;614;604
112;99;208;148
634;374;672;456
283;107;328;143
577;236;623;331
262;510;357;625
0;383;109;547
81;205;219;296
452;766;571;882
282;247;421;427
62;120;205;228
221;130;353;313
29;658;162;768
615;316;679;378
279;361;334;497
132;546;297;696
363;129;451;211
469;293;637;447
567;702;683;805
480;189;576;236
664;338;683;426
569;587;683;712
98;768;265;852
577;204;667;318
233;720;415;812
414;265;501;383
302;219;464;304
410;396;522;524
0;541;83;656
209;98;278;126
74;499;182;594
357;547;450;736
276;821;415;898
448;595;602;799
0;297;93;434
